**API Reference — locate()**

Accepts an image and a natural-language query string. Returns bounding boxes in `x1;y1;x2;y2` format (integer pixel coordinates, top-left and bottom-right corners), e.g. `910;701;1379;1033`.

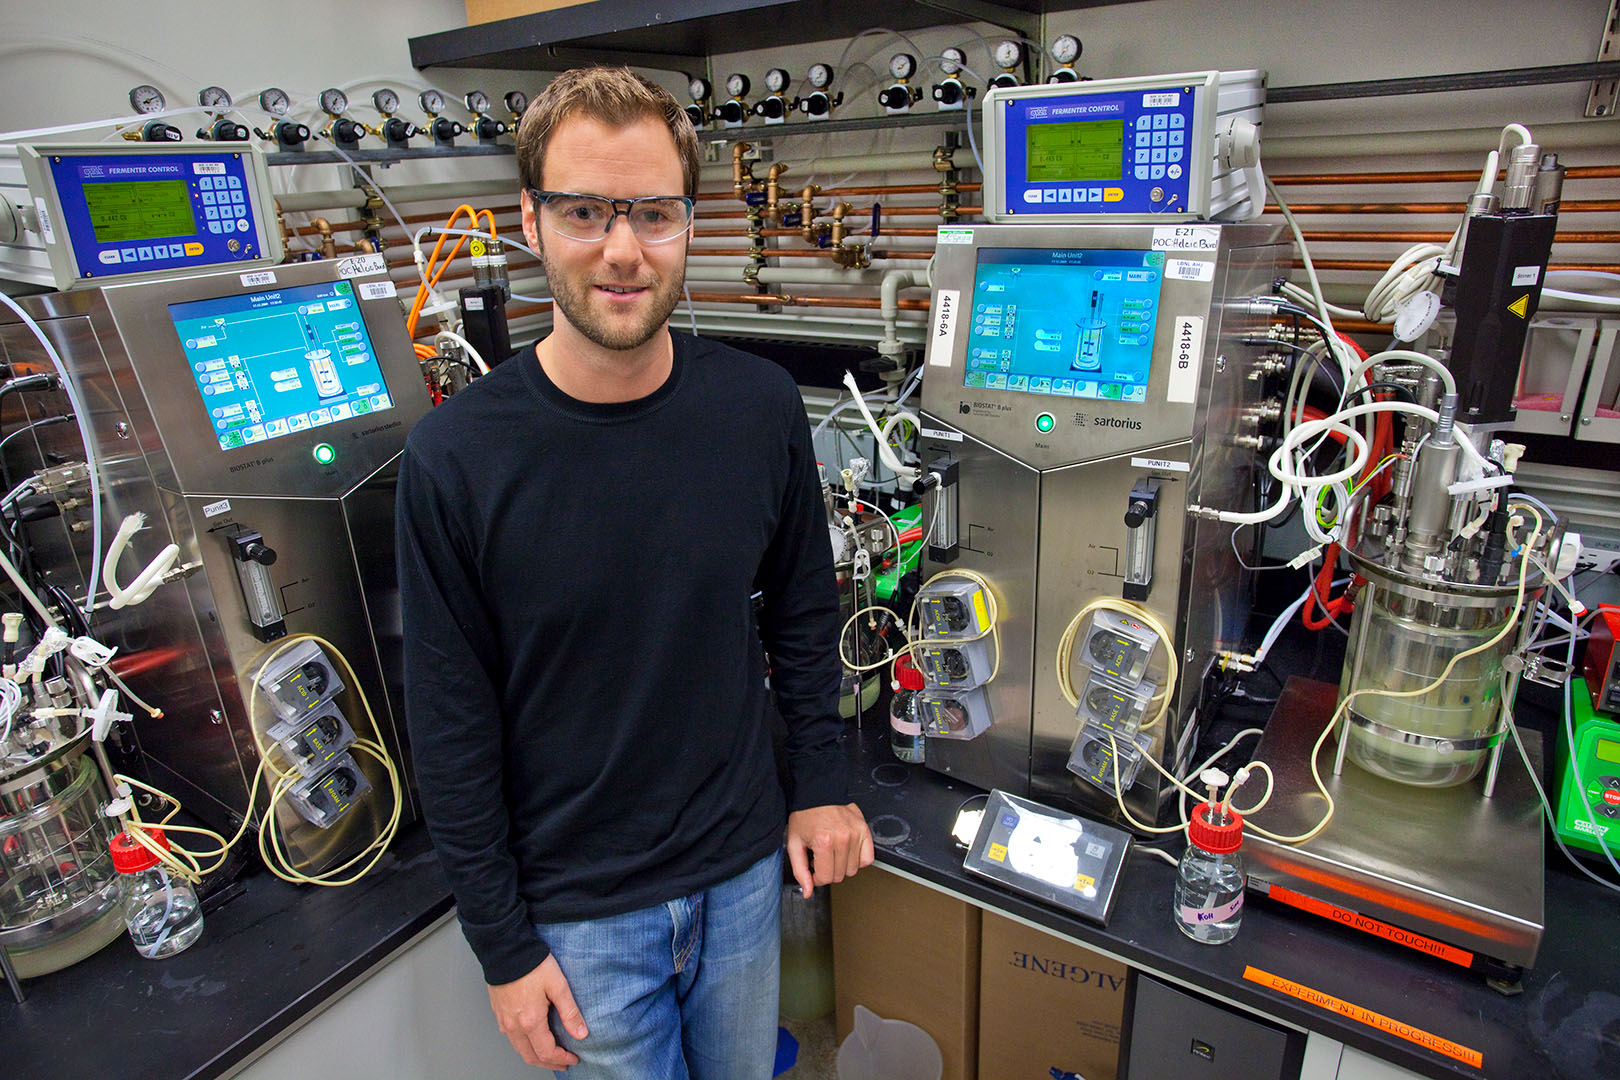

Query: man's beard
539;237;686;352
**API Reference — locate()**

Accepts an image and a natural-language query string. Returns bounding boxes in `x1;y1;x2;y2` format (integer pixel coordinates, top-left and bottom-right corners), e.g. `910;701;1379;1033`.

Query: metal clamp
1345;710;1506;753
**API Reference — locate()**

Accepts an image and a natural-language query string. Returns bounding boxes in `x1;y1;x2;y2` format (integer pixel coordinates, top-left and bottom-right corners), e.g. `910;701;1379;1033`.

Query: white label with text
920;426;964;442
202;499;232;518
359;280;398;300
928;288;961;367
1512;265;1540;286
1152;225;1220;252
1131;456;1190;473
1166;258;1215;282
240;271;276;287
937;228;974;244
336;253;388;278
1167;316;1204;404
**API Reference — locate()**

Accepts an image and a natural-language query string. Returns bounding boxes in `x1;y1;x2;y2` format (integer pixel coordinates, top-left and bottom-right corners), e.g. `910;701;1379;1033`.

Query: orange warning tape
1266;884;1475;967
1243;966;1483;1069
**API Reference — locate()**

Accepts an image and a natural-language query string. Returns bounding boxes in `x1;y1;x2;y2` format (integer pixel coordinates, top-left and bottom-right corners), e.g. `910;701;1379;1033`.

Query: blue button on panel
1168;147;1184;163
1087;188;1102;202
1152;114;1168;129
170;243;185;257
1152;131;1167;147
1135;131;1150;147
205;205;218;220
230;190;243;204
1135;148;1150;164
203;176;217;190
236;218;249;232
137;246;152;260
201;190;216;205
1150;164;1166;179
227;176;241;189
121;248;137;261
208;221;223;234
1170;113;1186;128
229;204;242;218
1151;147;1166;163
1135;166;1150;180
1169;130;1185;146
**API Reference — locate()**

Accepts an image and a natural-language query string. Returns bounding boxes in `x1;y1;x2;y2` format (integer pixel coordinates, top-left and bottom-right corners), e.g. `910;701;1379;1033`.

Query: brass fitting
829;201;851;247
310;216;336;259
799;184;823;243
732;142;757;200
765;162;790;224
932;144;957;173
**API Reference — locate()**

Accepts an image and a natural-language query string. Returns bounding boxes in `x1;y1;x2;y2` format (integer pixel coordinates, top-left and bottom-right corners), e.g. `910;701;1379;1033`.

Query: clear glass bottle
1174;802;1245;944
110;828;204;959
889;654;926;764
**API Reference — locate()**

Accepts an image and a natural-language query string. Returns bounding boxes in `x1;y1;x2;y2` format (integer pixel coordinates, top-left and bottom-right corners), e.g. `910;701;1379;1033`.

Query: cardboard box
977;911;1128;1080
465;0;595;26
831;870;981;1080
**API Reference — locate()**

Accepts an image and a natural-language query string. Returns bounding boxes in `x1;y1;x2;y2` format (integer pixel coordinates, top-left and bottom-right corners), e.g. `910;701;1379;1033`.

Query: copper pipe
1302;230;1619;244
695;203;984;220
697;227;941;238
1294;258;1620;274
1271;166;1620;185
686;292;930;310
821;182;983;196
693;248;932;259
1267;200;1620;215
291;219;368;236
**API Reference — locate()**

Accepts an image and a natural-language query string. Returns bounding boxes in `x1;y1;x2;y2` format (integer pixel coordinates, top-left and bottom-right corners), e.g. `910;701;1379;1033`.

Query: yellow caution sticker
986;842;1007;863
1508;294;1530;319
1074;874;1095;892
1243;967;1483;1068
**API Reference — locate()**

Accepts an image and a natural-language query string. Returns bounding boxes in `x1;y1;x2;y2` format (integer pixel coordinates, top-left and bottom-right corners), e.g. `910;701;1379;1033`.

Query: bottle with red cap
1175;794;1245;944
889;654;926;764
110;828;204;958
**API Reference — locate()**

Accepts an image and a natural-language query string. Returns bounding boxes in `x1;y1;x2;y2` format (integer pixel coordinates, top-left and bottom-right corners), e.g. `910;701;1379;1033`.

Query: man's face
522;115;691;353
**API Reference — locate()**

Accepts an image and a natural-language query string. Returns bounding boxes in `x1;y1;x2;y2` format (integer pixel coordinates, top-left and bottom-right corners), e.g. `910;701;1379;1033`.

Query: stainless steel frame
0;261;430;873
918;222;1286;823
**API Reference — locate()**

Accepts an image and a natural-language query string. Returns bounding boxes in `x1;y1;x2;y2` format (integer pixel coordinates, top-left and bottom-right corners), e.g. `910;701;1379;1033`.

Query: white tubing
102;513;181;610
0;290;104;616
841;370;918;483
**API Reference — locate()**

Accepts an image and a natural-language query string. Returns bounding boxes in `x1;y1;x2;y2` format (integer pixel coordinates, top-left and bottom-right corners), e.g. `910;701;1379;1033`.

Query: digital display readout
83;180;197;244
963;248;1164;404
1026;120;1124;182
1597;738;1620;766
169;280;395;452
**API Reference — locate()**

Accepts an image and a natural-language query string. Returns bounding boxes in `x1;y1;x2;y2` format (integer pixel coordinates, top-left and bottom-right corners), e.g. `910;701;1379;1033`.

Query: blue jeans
533;849;782;1079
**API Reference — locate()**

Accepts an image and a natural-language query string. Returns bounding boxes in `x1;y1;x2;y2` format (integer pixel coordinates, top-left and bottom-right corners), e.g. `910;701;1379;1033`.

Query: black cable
1341;381;1416;406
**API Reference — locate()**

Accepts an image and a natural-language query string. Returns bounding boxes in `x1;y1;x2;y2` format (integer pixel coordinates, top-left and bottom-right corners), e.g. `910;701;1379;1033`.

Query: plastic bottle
110;828;204;959
1174;801;1244;944
889;654;926;764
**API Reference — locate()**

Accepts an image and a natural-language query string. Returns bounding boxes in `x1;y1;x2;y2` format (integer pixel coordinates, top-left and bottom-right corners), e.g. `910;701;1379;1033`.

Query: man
396;66;873;1078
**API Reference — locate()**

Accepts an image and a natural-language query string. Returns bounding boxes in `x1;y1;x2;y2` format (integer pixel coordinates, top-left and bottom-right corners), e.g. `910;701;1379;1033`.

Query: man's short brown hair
516;67;700;199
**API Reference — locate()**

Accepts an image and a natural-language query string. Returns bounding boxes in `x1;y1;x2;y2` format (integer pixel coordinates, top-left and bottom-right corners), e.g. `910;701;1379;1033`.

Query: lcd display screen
1026;120;1124;182
963;248;1164;404
1597;738;1620;766
83;180;196;244
169;279;394;452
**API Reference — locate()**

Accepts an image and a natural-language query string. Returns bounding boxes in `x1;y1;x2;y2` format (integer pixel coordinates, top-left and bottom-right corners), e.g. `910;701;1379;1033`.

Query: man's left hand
786;803;875;898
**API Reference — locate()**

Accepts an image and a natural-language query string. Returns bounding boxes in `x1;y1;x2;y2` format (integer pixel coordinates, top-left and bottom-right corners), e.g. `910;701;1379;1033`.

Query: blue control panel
999;84;1200;216
46;151;266;281
963;248;1165;404
169;280;395;452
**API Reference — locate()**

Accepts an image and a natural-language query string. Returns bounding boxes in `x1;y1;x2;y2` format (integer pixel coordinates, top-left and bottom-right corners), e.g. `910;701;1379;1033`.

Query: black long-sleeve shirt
396;332;846;985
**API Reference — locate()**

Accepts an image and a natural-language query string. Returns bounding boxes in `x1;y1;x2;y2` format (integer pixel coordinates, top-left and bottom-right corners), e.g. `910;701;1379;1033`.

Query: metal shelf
267;145;513;166
408;0;1062;74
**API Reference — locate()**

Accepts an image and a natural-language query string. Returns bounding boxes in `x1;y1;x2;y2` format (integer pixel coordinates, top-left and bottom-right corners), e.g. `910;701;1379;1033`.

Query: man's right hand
488;954;589;1070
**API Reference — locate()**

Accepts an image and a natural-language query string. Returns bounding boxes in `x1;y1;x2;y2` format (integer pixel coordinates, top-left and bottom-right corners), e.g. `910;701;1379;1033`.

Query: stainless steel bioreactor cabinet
0;259;430;873
917;222;1286;824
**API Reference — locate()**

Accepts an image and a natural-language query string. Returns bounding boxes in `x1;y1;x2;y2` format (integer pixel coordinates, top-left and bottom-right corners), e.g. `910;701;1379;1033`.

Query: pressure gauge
198;86;231;110
259;87;291;117
504;90;529;115
129;85;165;115
688;77;710;102
993;40;1023;69
764;68;789;95
318;88;349;116
1049;34;1080;65
889;53;917;80
372;88;400;115
419;89;446;115
940;47;966;76
465;90;490;114
725;73;749;98
807;63;834;90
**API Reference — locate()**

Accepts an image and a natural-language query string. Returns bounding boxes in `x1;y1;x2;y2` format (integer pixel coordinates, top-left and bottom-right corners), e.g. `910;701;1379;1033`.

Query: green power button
1035;412;1055;433
312;442;337;466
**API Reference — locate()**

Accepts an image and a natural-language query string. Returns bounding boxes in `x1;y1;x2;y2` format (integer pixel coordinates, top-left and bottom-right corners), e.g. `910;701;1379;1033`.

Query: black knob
753;97;785;119
143;121;182;142
684;105;706;126
804;93;830;116
244;541;276;565
718;101;744;123
1124;501;1151;529
333;118;365;143
432;117;462;141
476;117;506;140
384;118;415;143
878;86;910;109
278;121;311;145
212;119;249;141
934;83;962;105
